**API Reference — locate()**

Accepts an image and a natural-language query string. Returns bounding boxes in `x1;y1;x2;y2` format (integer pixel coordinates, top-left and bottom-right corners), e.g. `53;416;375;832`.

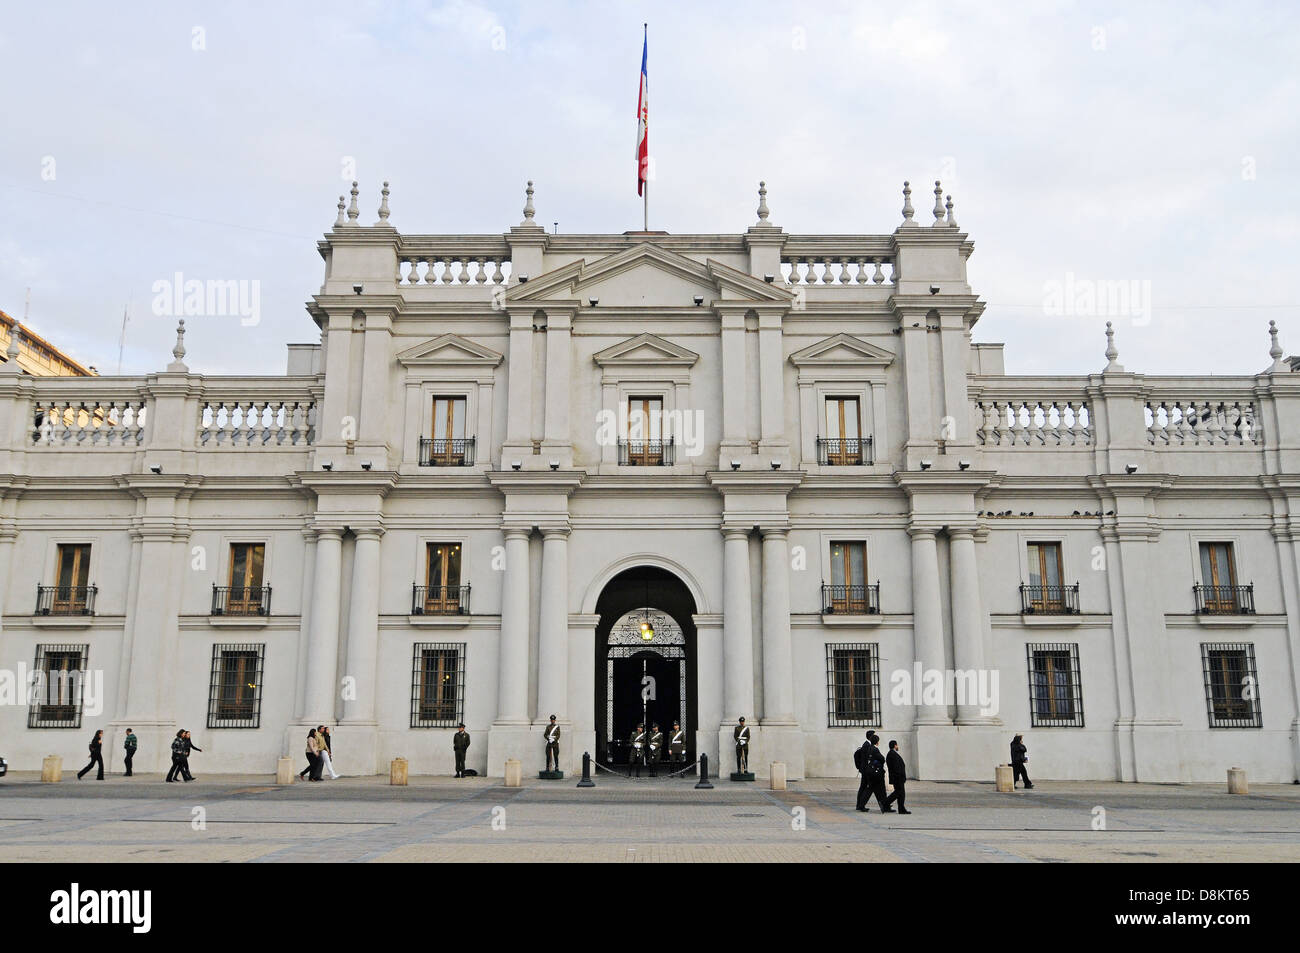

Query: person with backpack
76;729;105;781
854;730;891;812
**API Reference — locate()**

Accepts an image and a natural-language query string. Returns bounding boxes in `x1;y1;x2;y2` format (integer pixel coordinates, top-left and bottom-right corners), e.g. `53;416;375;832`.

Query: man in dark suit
883;740;911;814
855;730;890;812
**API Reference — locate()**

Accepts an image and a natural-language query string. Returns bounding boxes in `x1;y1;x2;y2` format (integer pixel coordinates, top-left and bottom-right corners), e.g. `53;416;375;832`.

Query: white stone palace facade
2;179;1298;783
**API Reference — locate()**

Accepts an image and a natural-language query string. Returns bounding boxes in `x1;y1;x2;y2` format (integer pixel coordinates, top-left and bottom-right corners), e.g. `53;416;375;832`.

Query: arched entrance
594;566;697;767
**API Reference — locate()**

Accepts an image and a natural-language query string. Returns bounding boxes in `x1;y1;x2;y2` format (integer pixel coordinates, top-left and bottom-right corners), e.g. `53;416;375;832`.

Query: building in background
0;179;1297;784
0;310;96;377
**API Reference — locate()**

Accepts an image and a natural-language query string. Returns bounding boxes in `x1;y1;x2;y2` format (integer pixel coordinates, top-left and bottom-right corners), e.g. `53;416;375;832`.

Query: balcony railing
418;437;476;467
816;436;872;466
822;583;881;615
1194;584;1255;615
412;584;471;615
1020;584;1080;615
35;585;97;616
618;438;674;466
211;585;272;616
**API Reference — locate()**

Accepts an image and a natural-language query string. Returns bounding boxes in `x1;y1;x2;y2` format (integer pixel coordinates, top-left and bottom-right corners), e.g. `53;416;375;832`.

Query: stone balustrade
1145;397;1261;447
198;397;317;447
974;395;1093;447
780;237;897;286
396;237;513;287
28;382;150;448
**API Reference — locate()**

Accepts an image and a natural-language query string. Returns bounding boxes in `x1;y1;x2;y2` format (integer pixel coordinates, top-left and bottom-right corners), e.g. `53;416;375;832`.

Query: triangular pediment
593;332;699;367
788;333;895;367
504;242;792;306
397;333;503;367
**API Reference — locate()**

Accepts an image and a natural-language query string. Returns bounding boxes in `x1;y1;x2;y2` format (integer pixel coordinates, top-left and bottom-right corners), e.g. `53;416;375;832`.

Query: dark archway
594;566;698;767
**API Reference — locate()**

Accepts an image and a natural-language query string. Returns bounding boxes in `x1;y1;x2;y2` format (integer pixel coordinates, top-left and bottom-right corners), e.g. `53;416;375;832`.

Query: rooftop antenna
116;299;131;375
23;287;30;323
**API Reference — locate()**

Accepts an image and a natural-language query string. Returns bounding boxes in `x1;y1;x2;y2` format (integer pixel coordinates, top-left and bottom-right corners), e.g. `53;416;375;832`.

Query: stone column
342;528;383;724
909;526;949;725
302;528;344;724
722;527;755;722
496;526;531;725
536;527;569;721
948;527;988;724
760;528;795;724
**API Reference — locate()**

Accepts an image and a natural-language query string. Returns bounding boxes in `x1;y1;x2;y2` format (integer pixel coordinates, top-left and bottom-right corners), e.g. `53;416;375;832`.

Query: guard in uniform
544;714;561;772
734;717;751;774
628;723;647;777
452;722;470;778
668;721;686;769
647;723;664;777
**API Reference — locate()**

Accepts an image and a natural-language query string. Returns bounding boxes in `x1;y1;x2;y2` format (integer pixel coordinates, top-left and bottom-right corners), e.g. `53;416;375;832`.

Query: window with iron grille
826;643;880;727
1026;643;1084;727
207;644;265;728
411;643;465;728
29;644;89;728
1201;643;1262;728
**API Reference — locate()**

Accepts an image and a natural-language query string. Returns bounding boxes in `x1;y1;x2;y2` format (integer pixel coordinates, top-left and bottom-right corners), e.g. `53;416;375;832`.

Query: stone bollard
504;758;522;788
41;755;63;783
275;756;295;785
390;757;408;786
995;764;1014;793
770;762;787;791
1227;766;1248;795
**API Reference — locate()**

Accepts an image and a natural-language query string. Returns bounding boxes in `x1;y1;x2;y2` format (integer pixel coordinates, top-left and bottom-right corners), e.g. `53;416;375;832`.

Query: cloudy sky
2;1;1296;376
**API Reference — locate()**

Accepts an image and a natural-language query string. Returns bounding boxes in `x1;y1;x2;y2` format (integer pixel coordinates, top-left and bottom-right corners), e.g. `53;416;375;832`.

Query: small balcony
1194;584;1255;615
822;583;880;615
211;585;272;616
418;437;475;467
1020;584;1080;615
412;584;471;616
35;585;97;616
618;438;674;466
816;436;872;466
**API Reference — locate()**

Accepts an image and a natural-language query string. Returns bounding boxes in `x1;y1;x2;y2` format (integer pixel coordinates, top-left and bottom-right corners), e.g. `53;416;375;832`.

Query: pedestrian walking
301;728;322;781
883;740;911;814
122;728;137;777
76;729;105;780
1010;734;1033;789
854;730;889;812
175;730;201;782
319;725;339;779
452;722;470;777
166;730;185;782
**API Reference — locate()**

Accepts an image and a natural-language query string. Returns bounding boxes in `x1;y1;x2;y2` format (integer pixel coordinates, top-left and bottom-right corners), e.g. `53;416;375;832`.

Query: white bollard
41;755;63;783
390;757;409;786
995;764;1014;793
770;762;787;790
504;758;522;787
1226;766;1248;795
275;756;296;785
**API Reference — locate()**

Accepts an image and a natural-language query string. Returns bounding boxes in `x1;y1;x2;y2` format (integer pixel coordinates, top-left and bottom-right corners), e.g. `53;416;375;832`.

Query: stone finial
376;181;391;224
901;181;916;226
1;322;20;373
521;180;536;225
167;319;188;372
1267;320;1284;373
754;180;772;226
346;181;360;223
932;180;945;226
945;194;958;228
1103;321;1123;372
334;195;346;228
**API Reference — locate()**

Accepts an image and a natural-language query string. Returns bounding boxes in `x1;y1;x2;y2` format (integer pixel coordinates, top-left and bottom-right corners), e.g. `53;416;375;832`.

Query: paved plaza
0;772;1297;863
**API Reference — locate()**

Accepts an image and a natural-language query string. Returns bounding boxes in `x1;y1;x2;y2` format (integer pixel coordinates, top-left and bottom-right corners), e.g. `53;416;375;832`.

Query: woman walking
1010;734;1033;789
319;726;339;779
76;729;105;780
300;728;322;781
166;730;185;782
178;730;201;782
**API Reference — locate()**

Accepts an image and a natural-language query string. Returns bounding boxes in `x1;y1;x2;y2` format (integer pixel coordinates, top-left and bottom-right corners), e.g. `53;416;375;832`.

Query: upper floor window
820;397;866;465
824;541;877;613
415;542;466;615
1196;542;1252;614
422;396;473;466
37;544;95;615
620;396;672;465
212;543;270;616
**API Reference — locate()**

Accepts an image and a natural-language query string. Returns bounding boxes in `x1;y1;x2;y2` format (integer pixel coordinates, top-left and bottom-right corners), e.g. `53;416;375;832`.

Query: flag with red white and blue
636;27;648;196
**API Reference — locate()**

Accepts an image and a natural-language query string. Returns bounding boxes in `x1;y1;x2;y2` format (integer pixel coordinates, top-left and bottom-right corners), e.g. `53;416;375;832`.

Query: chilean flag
636;27;648;196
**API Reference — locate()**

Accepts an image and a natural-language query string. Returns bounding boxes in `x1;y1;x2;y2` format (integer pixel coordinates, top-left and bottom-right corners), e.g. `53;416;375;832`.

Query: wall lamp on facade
764;274;775;283
321;462;333;471
517;274;528;283
511;460;522;471
730;460;741;470
770;460;781;470
919;460;932;470
693;295;704;306
1125;464;1138;473
361;461;372;470
588;297;598;307
549;460;560;470
958;460;971;470
929;284;940;295
149;464;162;474
352;284;363;295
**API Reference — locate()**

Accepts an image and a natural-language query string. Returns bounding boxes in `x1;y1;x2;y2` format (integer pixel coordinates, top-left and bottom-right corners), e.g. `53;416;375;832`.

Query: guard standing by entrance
647;723;663;777
453;722;470;778
629;723;647;777
734;717;751;774
544;715;561;772
669;721;686;769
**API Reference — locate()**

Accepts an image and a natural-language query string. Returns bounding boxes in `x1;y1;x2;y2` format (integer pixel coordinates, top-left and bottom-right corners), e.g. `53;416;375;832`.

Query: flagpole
643;23;648;231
